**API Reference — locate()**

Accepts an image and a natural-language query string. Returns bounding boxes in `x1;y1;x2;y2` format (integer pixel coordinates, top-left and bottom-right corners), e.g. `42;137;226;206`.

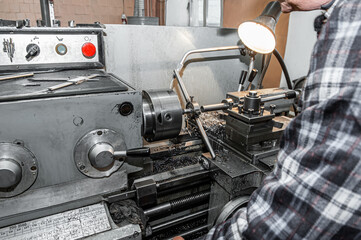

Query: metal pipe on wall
39;0;54;27
134;0;145;17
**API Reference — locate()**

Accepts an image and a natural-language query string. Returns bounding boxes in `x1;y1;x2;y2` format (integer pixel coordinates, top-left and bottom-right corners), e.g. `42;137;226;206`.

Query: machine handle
248;69;258;83
113;147;151;158
126;147;150;157
239;70;248;85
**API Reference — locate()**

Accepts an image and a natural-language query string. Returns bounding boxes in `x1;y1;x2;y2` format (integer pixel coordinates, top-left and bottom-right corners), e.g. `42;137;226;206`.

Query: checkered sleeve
206;0;361;239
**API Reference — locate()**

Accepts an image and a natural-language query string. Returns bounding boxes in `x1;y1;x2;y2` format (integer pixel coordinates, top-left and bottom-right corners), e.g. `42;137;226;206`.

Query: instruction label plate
0;203;111;240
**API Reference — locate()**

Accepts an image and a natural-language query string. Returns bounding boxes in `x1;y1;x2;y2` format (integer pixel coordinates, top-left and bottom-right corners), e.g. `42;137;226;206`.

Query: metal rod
167;224;212;240
39;0;52;27
261;93;286;103
152;209;208;233
144;191;210;218
196;118;216;159
176;46;244;72
203;0;207;27
174;70;192;103
238;55;255;92
0;73;34;81
105;190;136;203
201;103;228;112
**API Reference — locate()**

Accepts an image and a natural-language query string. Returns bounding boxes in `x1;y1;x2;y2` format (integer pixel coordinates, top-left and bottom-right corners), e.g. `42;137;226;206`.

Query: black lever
126;147;151;157
248;68;258;83
239;70;248;85
113;147;150;158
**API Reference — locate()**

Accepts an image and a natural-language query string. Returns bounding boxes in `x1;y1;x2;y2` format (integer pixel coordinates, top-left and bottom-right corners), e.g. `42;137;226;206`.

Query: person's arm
206;0;361;239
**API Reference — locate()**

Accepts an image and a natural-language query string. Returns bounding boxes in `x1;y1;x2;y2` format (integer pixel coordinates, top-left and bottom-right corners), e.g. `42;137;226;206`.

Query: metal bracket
133;179;157;208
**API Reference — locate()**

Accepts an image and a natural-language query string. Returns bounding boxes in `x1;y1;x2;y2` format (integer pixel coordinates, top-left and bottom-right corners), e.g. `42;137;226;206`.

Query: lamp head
238;1;281;54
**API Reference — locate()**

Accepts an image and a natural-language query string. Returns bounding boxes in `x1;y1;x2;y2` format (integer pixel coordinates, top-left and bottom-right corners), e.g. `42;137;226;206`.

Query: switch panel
0;28;104;71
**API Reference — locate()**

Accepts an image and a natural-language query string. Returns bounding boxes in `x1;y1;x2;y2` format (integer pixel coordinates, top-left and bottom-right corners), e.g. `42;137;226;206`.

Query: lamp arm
273;48;292;89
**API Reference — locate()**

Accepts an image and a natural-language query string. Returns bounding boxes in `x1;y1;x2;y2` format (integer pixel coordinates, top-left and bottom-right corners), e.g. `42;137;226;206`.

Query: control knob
25;44;40;61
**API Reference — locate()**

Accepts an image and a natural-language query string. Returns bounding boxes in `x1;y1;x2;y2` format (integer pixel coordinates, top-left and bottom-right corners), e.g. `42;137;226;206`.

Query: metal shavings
198;112;226;140
153;155;199;174
109;200;148;231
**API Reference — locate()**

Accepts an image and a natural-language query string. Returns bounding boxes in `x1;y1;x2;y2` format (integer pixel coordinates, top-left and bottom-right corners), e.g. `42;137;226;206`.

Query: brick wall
0;0;135;27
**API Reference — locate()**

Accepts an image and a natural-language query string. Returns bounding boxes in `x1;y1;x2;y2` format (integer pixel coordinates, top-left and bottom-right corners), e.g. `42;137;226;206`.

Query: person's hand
172;237;185;240
277;0;333;13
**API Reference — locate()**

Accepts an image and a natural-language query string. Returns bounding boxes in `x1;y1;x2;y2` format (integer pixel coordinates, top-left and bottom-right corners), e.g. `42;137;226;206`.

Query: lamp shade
238;2;281;54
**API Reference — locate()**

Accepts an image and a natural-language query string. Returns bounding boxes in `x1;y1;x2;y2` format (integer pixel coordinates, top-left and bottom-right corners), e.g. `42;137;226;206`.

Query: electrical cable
272;48;298;115
273;48;292;90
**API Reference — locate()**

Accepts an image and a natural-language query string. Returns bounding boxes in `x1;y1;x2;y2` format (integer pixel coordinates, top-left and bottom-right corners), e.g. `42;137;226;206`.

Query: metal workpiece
201;98;236;113
142;89;183;142
201;103;229;112
74;129;126;178
0;143;38;198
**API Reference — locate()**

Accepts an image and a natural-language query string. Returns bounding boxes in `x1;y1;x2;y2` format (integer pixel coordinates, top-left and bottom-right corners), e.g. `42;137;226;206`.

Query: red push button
82;42;96;58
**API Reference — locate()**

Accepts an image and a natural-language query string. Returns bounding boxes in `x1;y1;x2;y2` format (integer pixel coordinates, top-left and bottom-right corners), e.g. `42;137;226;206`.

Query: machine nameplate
0;203;111;240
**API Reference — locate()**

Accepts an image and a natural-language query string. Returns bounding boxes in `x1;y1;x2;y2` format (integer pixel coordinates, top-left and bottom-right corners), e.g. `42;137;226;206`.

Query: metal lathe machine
0;21;298;239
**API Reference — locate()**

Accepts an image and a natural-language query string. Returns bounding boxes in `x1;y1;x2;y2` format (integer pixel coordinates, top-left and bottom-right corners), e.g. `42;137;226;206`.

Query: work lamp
238;2;281;54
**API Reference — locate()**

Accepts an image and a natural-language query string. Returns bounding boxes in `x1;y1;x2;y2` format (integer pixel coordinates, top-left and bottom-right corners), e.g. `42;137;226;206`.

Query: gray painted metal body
0;91;142;189
104;25;262;105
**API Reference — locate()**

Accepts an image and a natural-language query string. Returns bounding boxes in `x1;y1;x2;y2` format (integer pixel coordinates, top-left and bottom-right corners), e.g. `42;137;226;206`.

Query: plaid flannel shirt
206;0;361;239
